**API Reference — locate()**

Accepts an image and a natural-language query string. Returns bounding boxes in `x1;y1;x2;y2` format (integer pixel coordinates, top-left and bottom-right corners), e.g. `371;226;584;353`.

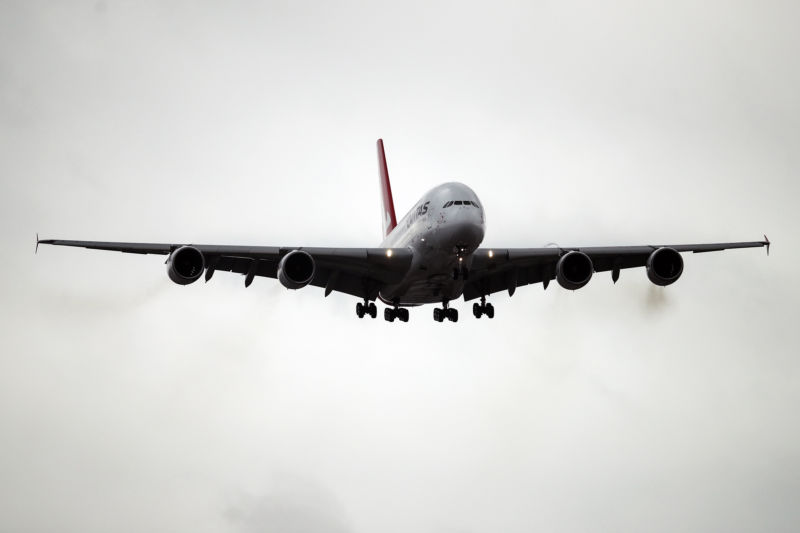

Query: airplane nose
440;208;484;252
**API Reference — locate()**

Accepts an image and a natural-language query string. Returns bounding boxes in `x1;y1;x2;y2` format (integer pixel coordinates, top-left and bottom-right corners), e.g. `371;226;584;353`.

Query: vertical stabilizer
377;139;397;237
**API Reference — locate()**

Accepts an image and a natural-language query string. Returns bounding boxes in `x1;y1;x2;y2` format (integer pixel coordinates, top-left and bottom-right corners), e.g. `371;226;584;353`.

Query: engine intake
556;251;593;290
278;250;315;289
647;247;683;286
167;246;205;285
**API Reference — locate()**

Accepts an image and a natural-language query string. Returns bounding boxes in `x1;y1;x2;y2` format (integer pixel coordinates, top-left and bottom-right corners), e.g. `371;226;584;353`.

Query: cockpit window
444;200;480;208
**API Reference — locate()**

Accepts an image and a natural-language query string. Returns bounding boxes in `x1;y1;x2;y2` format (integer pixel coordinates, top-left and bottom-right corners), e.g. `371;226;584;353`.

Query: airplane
37;139;769;323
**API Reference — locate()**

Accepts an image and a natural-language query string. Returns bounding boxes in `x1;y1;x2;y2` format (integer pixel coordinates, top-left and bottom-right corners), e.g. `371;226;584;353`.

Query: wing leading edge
38;236;768;303
36;239;413;301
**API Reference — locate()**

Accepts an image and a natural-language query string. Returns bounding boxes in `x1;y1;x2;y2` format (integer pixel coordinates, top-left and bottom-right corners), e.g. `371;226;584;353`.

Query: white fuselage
379;182;485;305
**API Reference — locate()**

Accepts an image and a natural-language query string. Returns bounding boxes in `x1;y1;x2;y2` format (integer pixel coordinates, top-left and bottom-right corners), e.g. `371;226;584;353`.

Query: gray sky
1;1;799;532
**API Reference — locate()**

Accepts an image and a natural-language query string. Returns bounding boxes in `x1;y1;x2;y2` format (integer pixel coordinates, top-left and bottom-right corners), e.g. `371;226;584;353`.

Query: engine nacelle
167;246;205;285
646;247;683;286
556;251;593;290
278;250;315;289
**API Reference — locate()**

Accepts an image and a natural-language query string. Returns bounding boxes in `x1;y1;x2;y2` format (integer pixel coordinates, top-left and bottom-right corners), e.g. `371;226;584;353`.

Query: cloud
224;475;352;533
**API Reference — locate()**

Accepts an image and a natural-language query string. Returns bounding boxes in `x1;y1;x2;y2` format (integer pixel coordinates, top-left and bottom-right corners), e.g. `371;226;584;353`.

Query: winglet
764;234;770;256
36;233;39;254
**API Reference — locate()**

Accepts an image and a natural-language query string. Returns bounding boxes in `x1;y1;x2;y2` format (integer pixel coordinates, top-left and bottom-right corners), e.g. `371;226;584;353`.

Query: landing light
488;250;494;258
386;249;393;258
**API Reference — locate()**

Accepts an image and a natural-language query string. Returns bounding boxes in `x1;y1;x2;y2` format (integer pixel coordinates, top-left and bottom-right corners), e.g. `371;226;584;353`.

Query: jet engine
646;247;683;286
278;250;316;289
167;246;205;285
556;251;593;290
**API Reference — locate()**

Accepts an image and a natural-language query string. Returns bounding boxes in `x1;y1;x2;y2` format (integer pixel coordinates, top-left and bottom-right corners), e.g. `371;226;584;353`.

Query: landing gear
433;302;458;322
356;300;377;319
384;306;409;322
452;266;469;280
472;297;494;319
452;246;470;280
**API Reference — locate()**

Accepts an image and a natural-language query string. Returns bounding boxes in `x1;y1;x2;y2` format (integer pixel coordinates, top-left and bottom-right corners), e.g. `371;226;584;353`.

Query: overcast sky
1;1;799;532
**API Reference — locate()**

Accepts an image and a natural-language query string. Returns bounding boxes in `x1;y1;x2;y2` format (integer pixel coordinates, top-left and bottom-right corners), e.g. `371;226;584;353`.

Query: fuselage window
471;201;480;208
454;201;463;205
443;201;453;208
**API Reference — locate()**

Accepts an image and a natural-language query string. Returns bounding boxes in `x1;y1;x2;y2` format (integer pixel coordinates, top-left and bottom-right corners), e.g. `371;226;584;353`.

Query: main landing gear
472;296;494;319
356;300;377;319
433;302;458;323
384;306;409;322
357;299;408;322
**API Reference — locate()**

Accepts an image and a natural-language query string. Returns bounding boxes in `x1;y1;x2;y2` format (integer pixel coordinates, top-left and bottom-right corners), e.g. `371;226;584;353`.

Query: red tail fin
377;139;397;237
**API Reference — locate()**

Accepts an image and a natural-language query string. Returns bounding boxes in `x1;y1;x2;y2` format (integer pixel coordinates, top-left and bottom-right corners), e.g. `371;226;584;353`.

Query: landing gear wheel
446;308;458;322
384;308;396;322
356;302;365;318
473;297;494;319
397;308;409;322
368;302;377;318
433;308;444;322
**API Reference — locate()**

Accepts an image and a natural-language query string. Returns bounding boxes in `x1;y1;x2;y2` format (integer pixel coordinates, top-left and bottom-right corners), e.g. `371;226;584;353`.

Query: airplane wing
462;238;769;301
36;239;413;300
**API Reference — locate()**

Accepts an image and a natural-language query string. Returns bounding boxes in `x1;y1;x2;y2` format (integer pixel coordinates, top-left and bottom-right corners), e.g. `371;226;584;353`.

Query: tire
447;308;458;322
356;302;365;318
399;308;409;322
368;303;377;318
384;308;395;322
433;308;442;322
473;303;481;318
486;304;494;319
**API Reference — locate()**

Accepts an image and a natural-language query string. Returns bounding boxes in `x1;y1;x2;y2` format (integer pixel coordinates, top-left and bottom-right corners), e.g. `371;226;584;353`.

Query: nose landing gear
452;266;470;280
472;296;494;319
452;246;470;280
